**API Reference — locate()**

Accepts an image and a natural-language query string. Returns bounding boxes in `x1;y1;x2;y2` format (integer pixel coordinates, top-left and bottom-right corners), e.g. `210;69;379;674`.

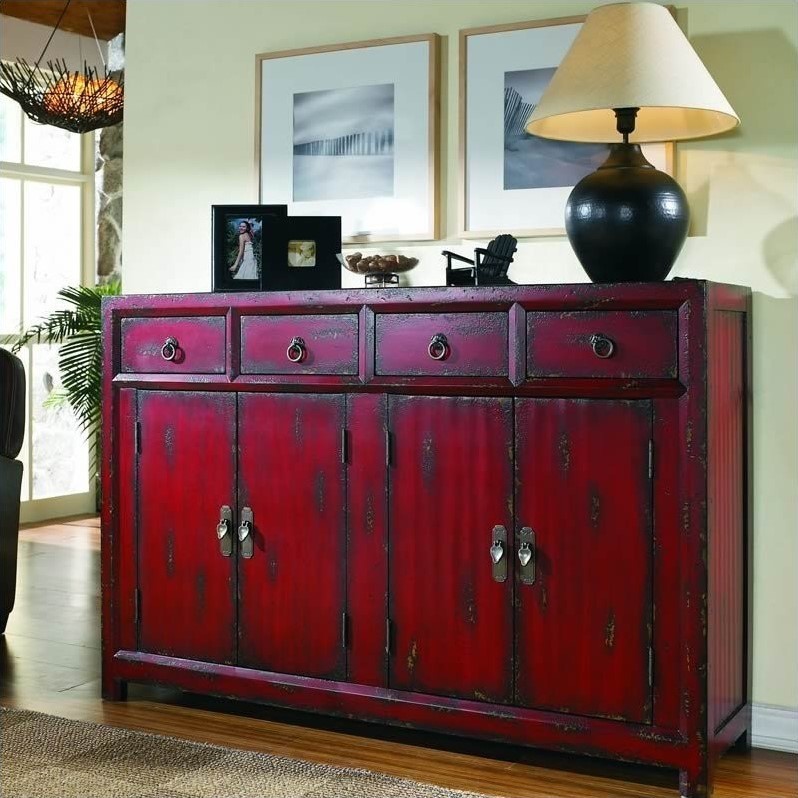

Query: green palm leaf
10;281;121;454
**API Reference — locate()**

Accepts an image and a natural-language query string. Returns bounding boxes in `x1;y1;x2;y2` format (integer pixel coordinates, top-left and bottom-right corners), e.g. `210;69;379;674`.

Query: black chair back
0;347;25;635
0;349;25;460
480;234;517;280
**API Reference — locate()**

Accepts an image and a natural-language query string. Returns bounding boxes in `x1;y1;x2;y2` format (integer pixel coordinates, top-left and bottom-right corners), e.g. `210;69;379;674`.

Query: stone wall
96;34;124;284
96;122;123;282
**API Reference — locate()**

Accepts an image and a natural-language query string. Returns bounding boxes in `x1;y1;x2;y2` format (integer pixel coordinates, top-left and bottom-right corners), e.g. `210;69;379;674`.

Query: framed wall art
212;204;287;293
260;215;342;291
256;34;440;244
459;16;674;238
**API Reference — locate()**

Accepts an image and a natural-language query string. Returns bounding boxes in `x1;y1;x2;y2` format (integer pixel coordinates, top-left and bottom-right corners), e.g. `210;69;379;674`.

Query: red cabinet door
238;393;347;679
515;399;653;723
137;391;237;664
388;396;514;703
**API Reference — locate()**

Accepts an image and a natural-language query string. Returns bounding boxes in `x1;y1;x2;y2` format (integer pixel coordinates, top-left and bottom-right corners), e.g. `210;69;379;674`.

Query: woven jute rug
0;708;494;798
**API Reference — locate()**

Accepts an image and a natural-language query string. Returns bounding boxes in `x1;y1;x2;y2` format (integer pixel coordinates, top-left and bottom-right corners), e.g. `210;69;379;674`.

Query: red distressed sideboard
101;280;752;798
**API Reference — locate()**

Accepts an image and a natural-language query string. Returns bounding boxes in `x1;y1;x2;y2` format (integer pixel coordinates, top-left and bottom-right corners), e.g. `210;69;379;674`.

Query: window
0;93;95;521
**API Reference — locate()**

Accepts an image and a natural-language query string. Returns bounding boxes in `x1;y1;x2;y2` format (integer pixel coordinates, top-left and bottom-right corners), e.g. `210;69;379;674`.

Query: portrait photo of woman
212;204;287;292
228;218;261;280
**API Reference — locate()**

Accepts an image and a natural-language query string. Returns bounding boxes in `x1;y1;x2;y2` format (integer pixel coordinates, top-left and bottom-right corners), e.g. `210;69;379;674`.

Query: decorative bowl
343;252;419;287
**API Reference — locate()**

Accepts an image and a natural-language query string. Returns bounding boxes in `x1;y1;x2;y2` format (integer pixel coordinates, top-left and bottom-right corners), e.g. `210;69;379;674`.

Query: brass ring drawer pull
161;337;179;361
428;333;449;361
286;336;306;363
589;333;615;359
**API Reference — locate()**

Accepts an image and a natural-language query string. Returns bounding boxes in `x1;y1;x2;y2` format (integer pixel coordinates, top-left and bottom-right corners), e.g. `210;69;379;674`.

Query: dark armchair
0;348;25;635
443;234;518;287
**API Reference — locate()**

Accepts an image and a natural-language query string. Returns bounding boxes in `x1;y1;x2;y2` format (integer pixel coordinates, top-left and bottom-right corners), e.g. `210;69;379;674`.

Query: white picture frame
459;16;674;238
256;34;440;244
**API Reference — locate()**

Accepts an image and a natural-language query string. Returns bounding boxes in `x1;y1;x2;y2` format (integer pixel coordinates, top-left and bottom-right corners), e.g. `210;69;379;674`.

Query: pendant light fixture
0;0;123;134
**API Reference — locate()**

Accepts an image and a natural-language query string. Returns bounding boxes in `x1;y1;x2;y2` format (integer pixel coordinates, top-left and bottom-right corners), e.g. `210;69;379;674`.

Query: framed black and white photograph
260;216;342;291
293;83;395;202
256;34;439;243
212;204;287;292
460;16;673;237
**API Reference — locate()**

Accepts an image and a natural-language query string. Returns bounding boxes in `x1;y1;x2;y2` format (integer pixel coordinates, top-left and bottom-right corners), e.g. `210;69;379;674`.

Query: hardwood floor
2;517;795;798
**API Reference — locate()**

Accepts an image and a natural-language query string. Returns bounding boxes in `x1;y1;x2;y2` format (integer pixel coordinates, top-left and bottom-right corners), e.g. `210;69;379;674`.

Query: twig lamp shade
526;2;740;282
0;0;123;134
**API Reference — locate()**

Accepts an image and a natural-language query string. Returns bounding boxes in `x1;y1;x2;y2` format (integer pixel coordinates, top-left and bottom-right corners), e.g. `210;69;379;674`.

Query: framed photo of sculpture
212;204;287;293
259;215;342;291
256;34;440;243
459;16;673;238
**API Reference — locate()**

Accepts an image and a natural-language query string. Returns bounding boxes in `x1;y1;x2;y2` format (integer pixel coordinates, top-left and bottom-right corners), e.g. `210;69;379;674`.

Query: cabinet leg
679;766;709;798
0;612;8;635
102;677;127;702
732;728;752;752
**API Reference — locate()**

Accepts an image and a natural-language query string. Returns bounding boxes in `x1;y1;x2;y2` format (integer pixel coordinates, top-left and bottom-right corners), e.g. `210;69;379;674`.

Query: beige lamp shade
526;2;740;143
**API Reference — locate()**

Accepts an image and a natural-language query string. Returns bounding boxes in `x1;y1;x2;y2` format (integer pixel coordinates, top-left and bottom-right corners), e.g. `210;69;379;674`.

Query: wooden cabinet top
103;280;749;315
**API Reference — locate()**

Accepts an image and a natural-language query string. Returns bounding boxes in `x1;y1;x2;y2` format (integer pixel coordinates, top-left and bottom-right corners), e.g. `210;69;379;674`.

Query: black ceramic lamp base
565;142;690;283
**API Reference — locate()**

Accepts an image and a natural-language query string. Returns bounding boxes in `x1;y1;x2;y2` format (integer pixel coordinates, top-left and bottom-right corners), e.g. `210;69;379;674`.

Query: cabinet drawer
526;310;678;379
375;312;508;377
241;314;358;375
120;316;226;374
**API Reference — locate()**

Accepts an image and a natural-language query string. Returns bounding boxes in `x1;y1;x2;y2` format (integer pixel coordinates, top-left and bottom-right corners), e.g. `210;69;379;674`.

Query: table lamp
526;2;739;282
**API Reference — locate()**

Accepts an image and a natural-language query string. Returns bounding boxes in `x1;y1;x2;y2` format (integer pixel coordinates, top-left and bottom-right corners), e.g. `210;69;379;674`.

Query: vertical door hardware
342;612;349;648
217;505;233;557
649;646;654;687
385;429;392;466
135;422;141;455
133;588;140;624
238;506;254;559
648;440;654;479
518;526;536;586
385;618;392;655
490;525;508;583
341;429;348;464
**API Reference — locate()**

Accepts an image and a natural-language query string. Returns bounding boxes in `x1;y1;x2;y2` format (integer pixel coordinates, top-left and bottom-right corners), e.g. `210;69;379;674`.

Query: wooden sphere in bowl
344;252;419;276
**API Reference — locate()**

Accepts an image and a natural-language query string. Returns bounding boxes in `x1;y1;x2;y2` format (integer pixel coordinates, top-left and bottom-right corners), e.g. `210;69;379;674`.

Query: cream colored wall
123;0;797;710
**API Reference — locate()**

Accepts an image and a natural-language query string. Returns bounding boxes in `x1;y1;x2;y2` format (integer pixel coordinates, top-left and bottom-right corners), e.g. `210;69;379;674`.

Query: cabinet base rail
105;650;707;768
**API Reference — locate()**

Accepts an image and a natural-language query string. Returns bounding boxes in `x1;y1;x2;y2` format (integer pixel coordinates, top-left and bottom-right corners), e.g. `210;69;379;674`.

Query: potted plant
8;281;121;504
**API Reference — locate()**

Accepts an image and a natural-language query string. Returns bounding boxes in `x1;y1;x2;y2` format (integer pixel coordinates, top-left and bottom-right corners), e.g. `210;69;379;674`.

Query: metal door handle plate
217;505;233;557
518;526;536;585
239;506;254;559
491;525;507;583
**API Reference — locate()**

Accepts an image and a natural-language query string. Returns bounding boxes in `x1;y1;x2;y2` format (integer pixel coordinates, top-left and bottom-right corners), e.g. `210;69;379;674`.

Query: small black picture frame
212;204;287;292
260;216;342;291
